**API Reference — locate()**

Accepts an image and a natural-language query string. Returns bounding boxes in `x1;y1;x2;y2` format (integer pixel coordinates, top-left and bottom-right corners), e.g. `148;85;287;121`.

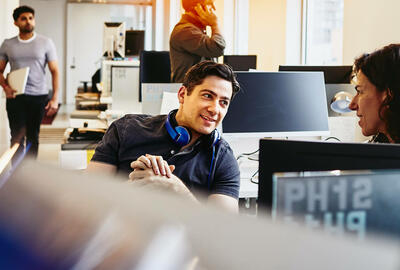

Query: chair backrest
139;51;171;101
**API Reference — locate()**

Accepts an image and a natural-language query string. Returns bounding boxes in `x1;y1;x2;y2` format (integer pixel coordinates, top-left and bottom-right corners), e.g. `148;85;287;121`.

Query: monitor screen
223;55;257;71
278;65;353;84
278;65;355;116
222;72;329;137
125;30;145;56
273;169;400;241
258;139;400;212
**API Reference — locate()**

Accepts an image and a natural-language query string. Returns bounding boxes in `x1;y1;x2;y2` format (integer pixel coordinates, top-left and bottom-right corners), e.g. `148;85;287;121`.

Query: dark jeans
6;94;49;160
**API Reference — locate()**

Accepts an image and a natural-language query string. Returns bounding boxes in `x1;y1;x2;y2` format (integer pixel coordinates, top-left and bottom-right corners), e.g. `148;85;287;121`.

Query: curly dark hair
13;6;35;21
353;43;400;143
182;60;240;99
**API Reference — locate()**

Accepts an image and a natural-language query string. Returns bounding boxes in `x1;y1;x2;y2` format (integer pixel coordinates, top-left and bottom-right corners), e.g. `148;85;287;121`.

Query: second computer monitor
279;65;355;116
222;72;329;137
223;55;257;71
258;139;400;211
125;30;145;56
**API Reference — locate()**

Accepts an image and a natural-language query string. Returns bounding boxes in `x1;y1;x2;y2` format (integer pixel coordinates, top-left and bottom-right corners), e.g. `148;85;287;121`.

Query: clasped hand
129;154;175;181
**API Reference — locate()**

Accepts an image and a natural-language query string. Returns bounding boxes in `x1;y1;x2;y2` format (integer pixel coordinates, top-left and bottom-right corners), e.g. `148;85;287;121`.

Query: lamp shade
330;91;353;113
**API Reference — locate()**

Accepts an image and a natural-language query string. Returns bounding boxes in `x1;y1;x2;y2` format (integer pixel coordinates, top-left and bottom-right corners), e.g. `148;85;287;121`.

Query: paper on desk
160;92;180;115
7;67;30;95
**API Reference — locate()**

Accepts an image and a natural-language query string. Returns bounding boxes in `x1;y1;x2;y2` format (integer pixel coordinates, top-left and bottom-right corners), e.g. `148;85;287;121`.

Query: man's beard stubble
20;25;34;34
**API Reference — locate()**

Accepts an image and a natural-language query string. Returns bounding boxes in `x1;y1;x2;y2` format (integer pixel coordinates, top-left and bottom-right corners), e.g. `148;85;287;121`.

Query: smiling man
87;61;241;211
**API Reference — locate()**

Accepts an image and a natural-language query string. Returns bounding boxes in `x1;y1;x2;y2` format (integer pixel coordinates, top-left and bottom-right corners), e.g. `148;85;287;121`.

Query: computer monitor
139;51;171;102
223;55;257;71
278;65;355;116
258;139;400;212
103;22;126;58
273;169;400;241
222;72;329;137
278;65;353;84
125;30;145;56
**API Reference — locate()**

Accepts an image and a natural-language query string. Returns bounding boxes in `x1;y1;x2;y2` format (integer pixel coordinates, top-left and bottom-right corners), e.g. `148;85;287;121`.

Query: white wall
0;0;19;43
248;0;287;71
343;0;400;64
0;0;19;80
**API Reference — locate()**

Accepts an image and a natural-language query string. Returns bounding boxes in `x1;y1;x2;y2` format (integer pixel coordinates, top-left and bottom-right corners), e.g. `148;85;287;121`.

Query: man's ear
177;86;187;104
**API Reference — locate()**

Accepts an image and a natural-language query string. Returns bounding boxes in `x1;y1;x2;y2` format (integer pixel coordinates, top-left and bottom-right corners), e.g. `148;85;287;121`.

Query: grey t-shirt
0;33;57;95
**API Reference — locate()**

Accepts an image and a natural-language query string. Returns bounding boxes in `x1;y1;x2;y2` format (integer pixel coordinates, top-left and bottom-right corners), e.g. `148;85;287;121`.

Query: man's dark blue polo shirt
91;113;240;199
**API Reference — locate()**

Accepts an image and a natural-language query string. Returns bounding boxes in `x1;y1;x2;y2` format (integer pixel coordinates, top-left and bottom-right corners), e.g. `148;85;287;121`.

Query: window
303;0;344;65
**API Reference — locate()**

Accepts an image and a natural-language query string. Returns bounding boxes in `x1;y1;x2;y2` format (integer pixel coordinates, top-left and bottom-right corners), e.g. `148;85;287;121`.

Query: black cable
236;149;259;160
250;169;259;184
324;136;341;142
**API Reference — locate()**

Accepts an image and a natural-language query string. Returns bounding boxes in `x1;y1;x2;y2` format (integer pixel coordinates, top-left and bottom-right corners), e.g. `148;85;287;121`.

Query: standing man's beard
20;25;34;33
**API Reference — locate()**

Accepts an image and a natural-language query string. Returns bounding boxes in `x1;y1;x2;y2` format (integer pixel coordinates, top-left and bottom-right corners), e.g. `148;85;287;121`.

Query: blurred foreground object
0;160;399;269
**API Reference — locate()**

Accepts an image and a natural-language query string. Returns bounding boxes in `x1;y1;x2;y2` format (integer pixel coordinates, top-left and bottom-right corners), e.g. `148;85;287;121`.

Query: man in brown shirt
169;0;225;83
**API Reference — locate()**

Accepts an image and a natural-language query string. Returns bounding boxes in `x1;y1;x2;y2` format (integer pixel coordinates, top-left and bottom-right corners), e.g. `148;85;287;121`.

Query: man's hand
130;154;175;178
45;98;59;116
128;168;197;202
194;3;218;28
3;85;16;99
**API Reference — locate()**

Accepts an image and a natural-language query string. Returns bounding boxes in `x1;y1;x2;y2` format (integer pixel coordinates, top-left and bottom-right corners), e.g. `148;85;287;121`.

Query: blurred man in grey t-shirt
0;5;59;159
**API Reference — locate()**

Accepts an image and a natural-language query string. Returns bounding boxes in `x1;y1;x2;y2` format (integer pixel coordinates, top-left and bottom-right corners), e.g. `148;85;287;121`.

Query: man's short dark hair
182;60;240;99
13;6;35;21
182;0;204;12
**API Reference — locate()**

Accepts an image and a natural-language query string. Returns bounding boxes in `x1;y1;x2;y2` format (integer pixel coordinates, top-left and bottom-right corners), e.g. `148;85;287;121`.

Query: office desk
239;159;258;198
239;177;258;198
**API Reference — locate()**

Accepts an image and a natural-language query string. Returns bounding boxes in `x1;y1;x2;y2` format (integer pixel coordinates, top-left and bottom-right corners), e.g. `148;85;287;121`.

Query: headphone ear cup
175;126;191;146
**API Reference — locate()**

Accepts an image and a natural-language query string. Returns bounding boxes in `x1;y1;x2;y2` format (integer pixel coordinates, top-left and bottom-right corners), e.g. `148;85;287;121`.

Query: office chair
139;51;171;101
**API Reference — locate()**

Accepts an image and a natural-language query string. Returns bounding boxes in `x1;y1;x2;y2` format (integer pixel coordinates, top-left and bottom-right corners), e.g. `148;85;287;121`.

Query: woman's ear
383;88;393;103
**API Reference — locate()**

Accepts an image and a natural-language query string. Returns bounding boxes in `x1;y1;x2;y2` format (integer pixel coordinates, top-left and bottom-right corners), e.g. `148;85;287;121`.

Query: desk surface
240;177;258;198
238;158;258;198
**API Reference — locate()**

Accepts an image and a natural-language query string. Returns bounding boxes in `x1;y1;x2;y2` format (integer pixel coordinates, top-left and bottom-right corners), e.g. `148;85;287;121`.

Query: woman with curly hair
349;43;400;143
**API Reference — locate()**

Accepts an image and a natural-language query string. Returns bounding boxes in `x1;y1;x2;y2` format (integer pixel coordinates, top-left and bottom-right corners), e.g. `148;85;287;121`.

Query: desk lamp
330;91;353;113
